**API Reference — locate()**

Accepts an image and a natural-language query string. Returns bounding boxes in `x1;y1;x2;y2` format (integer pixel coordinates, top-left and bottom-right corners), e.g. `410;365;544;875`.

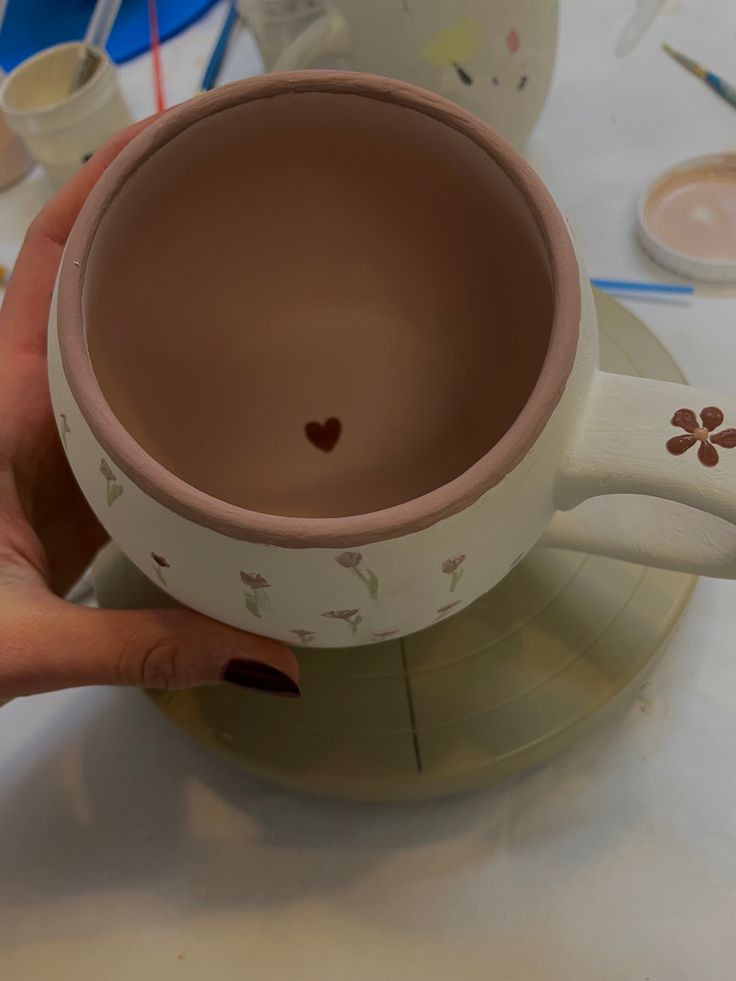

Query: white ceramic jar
0;42;133;189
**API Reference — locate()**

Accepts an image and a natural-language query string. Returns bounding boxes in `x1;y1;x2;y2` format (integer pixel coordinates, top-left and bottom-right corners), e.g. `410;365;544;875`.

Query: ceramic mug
240;0;558;148
48;72;736;649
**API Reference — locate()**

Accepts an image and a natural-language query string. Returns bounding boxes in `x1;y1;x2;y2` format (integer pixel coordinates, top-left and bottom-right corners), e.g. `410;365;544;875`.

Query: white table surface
2;2;736;978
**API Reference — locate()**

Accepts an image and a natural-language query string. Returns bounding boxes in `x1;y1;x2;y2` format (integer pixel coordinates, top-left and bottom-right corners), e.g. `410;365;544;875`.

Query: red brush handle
147;0;166;112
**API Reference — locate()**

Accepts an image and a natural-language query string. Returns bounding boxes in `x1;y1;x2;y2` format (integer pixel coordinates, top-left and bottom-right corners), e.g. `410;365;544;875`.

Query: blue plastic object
0;0;220;72
590;279;694;296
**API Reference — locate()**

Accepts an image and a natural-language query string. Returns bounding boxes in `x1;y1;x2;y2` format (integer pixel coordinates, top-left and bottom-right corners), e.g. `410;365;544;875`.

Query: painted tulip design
442;554;466;593
335;551;379;599
291;629;317;646
100;458;123;506
436;600;461;621
240;571;272;618
59;413;71;450
151;553;170;585
322;609;362;635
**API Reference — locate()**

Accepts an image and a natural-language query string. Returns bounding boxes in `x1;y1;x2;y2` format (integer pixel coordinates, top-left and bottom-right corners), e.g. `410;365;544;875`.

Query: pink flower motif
241;572;271;618
442;554;465;575
437;601;461;615
59;413;71;450
291;629;317;645
100;458;123;506
335;551;380;598
240;571;271;589
151;552;170;586
323;609;360;621
667;407;736;468
322;608;362;635
336;551;362;568
506;28;521;54
442;554;466;593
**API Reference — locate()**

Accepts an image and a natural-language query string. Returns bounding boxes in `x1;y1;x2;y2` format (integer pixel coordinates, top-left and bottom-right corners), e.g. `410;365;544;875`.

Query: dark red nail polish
223;659;300;697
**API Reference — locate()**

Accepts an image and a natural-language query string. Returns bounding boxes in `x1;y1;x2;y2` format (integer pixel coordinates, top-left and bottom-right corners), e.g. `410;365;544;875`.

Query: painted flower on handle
322;609;362;635
666;407;736;468
442;554;466;593
240;571;272;618
100;458;123;506
335;551;379;599
151;552;170;585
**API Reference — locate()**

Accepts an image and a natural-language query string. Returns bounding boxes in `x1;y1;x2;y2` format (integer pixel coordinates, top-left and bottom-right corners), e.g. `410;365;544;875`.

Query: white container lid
638;153;736;284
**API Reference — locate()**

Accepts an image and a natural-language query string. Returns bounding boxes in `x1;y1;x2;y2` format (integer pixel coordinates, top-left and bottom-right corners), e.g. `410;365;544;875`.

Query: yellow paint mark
421;18;483;68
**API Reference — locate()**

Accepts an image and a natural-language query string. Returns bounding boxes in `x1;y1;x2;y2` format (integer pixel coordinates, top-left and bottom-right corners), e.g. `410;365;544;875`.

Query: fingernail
223;659;300;697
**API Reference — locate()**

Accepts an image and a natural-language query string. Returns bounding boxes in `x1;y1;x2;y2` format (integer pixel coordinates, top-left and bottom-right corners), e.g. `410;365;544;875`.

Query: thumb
1;594;300;699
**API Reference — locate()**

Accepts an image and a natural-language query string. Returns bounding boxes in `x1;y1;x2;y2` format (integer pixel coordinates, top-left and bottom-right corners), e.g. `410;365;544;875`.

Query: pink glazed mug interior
50;71;584;647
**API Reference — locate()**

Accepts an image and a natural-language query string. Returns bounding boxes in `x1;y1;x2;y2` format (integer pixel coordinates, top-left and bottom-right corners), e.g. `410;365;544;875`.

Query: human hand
0;123;299;701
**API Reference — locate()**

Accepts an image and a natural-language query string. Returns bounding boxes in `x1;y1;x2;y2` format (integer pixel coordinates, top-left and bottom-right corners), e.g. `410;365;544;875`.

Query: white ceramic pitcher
239;0;559;147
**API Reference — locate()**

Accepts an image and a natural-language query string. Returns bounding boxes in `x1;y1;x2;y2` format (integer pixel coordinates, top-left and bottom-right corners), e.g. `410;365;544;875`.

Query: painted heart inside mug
305;417;341;452
82;89;553;519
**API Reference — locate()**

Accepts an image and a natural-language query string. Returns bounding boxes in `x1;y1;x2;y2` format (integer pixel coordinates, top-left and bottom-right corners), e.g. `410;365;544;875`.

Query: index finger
0;116;157;354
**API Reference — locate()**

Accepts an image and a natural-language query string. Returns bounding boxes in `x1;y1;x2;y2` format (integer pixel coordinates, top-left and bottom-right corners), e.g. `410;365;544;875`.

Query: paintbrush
69;0;123;93
591;278;694;297
200;2;240;92
663;43;736;111
147;0;166;111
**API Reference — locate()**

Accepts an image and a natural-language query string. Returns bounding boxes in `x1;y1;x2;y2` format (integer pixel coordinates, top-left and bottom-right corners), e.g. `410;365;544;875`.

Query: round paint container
638;153;736;284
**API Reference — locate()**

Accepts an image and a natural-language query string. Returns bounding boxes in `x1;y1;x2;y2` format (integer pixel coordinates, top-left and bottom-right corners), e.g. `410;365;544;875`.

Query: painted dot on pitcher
453;62;474;85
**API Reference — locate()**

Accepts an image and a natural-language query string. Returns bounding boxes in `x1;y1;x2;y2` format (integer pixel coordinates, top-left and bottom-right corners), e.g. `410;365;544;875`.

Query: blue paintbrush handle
201;3;239;92
590;278;694;296
706;73;736;110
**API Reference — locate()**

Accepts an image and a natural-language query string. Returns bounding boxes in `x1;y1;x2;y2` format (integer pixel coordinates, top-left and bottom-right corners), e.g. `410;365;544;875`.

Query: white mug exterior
268;0;559;148
48;270;597;647
48;74;736;648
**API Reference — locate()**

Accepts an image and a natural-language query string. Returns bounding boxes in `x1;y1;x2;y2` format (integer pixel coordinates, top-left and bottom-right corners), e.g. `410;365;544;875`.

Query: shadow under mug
49;72;736;648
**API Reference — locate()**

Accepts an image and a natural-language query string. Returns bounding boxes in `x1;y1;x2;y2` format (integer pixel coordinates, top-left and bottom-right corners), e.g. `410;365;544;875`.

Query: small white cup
0;70;34;188
0;42;133;189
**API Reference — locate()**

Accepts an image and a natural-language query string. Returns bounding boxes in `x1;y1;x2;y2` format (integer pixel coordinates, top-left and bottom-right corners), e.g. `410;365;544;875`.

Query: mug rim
57;71;581;548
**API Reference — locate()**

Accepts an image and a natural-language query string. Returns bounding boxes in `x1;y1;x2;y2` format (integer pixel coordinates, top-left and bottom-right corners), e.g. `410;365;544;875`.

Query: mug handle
547;371;736;578
271;11;352;73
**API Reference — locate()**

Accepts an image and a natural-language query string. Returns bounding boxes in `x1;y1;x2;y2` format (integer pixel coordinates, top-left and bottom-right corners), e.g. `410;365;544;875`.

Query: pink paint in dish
638;154;736;283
